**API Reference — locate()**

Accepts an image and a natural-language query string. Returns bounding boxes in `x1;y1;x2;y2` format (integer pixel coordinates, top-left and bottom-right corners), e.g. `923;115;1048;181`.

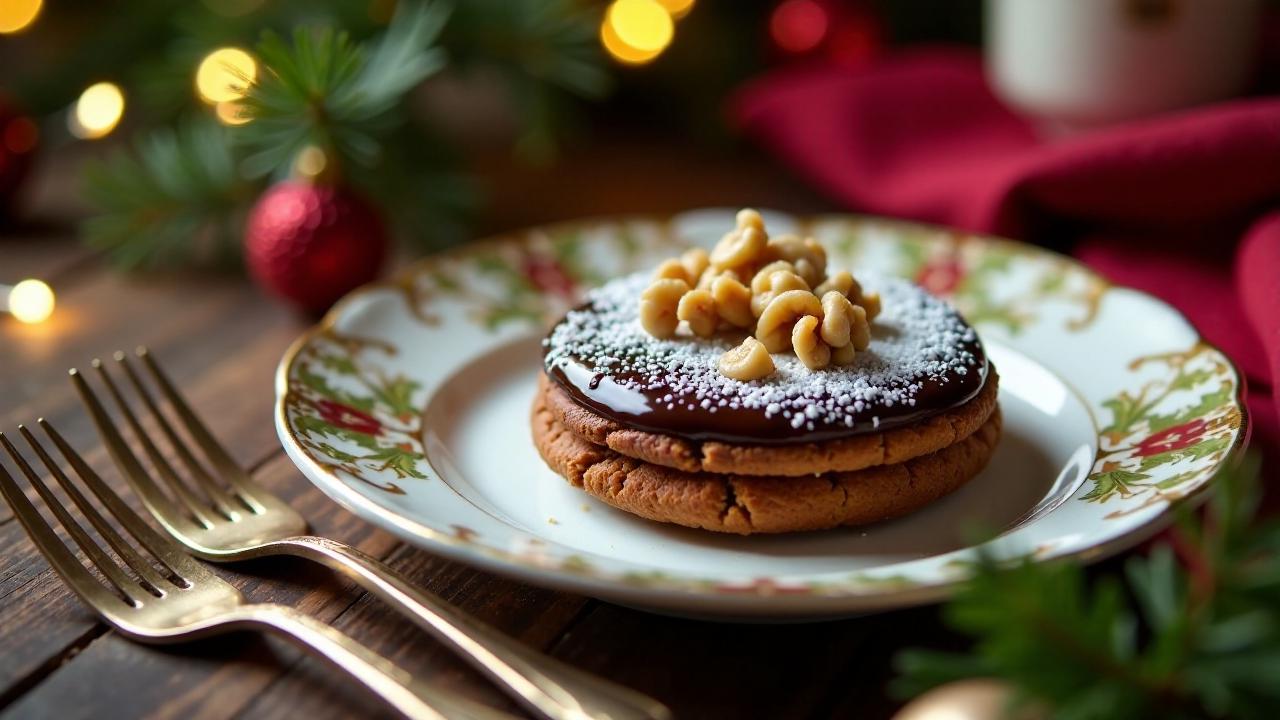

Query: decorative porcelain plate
275;209;1247;620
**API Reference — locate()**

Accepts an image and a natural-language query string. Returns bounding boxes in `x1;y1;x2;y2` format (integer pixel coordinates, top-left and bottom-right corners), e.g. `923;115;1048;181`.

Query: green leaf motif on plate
1084;345;1241;512
286;332;431;490
1081;470;1149;502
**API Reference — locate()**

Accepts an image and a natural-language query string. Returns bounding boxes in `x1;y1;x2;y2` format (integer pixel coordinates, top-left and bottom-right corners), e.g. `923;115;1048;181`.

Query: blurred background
0;0;988;250
2;5;1280;718
1;0;1277;463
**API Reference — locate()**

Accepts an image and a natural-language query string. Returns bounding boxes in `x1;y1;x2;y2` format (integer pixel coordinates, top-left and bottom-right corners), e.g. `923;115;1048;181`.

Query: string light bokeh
656;0;695;20
601;0;694;66
196;47;257;104
2;279;55;325
0;0;42;34
294;145;328;178
68;82;125;139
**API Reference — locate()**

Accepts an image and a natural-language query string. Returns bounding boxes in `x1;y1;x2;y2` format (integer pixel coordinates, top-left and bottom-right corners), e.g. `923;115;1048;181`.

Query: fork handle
278;536;671;720
235;604;518;720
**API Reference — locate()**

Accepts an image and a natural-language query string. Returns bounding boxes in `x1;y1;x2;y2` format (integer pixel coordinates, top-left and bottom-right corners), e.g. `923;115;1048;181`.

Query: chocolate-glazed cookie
544;272;989;446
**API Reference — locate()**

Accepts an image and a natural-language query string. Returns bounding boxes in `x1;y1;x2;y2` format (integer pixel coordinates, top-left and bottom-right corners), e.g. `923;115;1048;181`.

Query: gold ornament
892;679;1045;720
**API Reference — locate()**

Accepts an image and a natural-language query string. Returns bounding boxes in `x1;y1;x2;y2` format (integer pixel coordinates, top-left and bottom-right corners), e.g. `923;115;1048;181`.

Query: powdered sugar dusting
544;272;983;432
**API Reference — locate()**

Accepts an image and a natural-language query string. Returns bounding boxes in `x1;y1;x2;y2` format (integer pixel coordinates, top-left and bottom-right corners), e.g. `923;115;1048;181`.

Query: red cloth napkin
733;48;1280;465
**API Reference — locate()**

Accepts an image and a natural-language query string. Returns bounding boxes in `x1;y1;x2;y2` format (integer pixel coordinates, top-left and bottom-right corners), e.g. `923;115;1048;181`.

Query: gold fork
73;349;671;720
0;421;515;720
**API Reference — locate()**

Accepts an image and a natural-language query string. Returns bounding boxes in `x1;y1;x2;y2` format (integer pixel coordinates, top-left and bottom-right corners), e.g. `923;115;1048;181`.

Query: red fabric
734;48;1280;461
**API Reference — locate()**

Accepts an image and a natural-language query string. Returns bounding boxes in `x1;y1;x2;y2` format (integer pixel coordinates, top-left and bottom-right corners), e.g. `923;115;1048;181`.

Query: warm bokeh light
69;82;125;140
770;0;829;54
214;100;251;125
6;279;55;325
294;145;328;178
609;0;673;52
656;0;695;20
195;47;257;104
601;0;674;65
601;20;659;65
0;0;42;34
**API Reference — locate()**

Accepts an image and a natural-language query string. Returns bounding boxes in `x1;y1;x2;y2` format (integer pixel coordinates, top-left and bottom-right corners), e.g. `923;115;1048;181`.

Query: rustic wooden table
0;139;964;720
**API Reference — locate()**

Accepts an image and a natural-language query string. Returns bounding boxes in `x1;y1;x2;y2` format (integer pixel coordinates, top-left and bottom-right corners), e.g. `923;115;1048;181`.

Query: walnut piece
858;290;882;322
710;226;766;271
638;278;688;339
680;248;710;285
792;315;831;370
819;291;856;348
718;336;774;381
815;270;855;298
764;234;827;286
849;303;871;350
750;260;797;294
756;289;822;353
677;289;717;338
653;258;690;284
711;275;754;328
736;208;765;233
750;270;811;318
831;343;856;366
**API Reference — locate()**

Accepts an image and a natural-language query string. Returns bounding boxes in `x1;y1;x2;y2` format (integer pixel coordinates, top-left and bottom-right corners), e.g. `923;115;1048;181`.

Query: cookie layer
531;390;1002;535
538;366;998;477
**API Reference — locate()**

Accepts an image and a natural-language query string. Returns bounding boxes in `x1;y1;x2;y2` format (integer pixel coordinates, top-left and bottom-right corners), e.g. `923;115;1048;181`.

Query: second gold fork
73;349;670;720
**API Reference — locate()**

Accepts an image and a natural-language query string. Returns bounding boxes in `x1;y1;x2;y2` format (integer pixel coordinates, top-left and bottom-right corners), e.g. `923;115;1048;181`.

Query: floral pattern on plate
275;211;1246;617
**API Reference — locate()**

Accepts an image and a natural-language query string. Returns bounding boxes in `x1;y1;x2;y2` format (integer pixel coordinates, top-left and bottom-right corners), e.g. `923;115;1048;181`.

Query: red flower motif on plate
317;399;382;436
1135;418;1207;457
521;255;576;299
915;257;964;295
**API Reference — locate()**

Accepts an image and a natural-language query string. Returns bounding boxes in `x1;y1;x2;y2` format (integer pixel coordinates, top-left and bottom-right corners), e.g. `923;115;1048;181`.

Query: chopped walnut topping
635;208;886;378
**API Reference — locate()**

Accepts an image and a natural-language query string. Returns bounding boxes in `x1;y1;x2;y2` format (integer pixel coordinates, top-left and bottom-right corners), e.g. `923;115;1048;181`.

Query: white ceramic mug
986;0;1263;133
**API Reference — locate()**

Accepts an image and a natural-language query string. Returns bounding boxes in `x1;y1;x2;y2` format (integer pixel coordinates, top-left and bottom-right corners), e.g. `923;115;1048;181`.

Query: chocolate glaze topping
543;272;988;445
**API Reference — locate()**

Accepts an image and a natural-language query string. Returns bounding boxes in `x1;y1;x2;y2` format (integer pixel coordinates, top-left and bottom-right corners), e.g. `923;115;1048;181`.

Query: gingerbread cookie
529;209;1002;534
531;390;1002;534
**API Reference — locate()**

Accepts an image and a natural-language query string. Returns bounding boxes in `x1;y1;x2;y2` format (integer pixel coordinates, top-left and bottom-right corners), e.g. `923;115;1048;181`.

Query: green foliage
236;1;449;177
79;0;610;268
82;120;251;269
442;0;611;161
895;456;1280;719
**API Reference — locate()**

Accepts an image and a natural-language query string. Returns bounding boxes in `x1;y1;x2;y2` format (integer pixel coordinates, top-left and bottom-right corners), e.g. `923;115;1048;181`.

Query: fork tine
37;418;212;584
0;450;133;615
110;352;253;517
18;425;175;594
72;366;219;529
133;347;265;504
0;431;150;605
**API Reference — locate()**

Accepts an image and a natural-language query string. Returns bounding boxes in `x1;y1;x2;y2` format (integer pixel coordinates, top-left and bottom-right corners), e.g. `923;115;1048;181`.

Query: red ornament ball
0;94;39;219
244;181;388;313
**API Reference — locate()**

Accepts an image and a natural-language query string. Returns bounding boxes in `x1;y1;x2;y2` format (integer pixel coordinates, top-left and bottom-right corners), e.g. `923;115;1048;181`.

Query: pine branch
442;0;611;159
894;456;1280;720
81;119;253;270
236;1;450;178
